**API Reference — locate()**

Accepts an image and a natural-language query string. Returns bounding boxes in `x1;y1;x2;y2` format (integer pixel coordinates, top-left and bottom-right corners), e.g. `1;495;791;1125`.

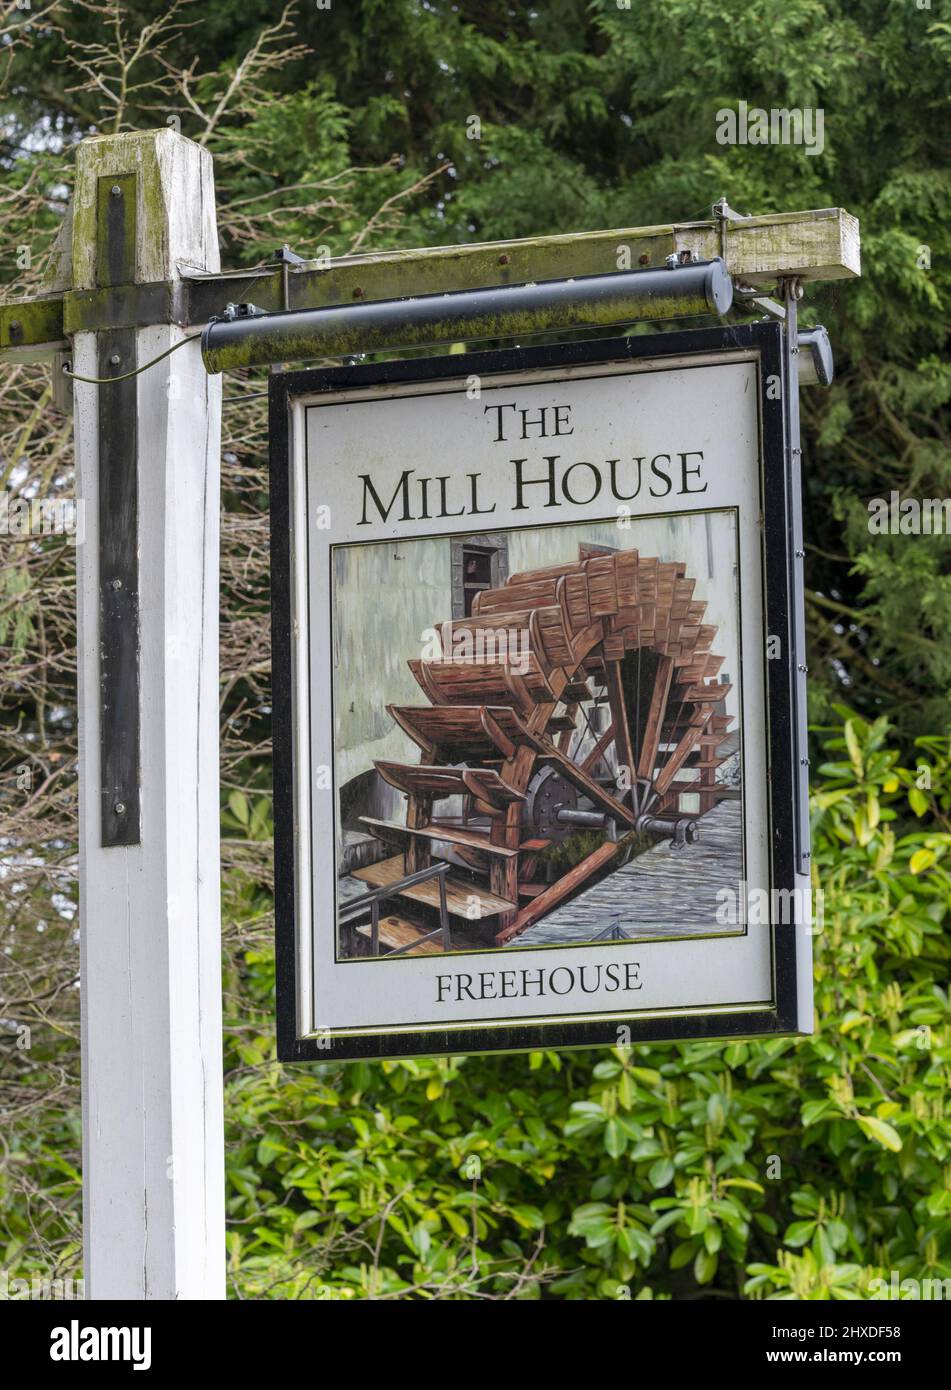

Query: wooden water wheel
353;543;734;952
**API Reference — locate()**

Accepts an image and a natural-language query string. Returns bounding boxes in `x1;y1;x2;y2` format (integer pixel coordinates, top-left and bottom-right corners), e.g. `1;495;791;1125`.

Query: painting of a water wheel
345;543;735;956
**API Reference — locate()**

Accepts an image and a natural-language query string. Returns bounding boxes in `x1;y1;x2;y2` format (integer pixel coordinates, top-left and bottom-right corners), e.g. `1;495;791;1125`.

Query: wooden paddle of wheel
355;544;734;951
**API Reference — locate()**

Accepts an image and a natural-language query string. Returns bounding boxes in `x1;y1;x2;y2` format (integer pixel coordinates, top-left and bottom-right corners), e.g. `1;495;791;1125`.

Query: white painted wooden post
72;131;225;1299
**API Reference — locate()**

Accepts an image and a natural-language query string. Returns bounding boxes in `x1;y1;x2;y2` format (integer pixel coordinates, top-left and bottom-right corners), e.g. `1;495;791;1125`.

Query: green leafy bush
221;713;951;1300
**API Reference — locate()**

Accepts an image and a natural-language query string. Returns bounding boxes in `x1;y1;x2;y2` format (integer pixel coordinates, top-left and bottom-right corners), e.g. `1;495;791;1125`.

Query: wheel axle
553;805;700;851
634;814;700;849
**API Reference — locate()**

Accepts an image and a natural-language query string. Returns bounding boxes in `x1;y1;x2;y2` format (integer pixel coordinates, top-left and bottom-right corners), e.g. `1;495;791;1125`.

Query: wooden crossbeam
580;720;616;774
359;816;520;857
538;741;637;827
353;854;515;920
1;193;859;361
496;841;620;945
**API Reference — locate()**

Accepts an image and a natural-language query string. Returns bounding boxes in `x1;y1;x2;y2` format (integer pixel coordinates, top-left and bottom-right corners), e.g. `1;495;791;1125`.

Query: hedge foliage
220;714;950;1299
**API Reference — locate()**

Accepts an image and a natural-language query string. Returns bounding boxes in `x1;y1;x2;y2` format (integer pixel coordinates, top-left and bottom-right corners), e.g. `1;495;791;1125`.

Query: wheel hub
523;768;579;839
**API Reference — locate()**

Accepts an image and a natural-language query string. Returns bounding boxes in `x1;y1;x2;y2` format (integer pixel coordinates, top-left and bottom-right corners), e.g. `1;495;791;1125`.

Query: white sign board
270;326;813;1060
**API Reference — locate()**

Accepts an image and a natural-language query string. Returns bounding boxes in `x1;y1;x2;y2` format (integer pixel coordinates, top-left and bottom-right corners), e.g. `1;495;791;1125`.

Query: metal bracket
780;274;811;876
275;244;306;313
733;282;787;321
218;301;266;322
63;278;188;335
51;348;73;414
712;197;749;266
96;174;141;847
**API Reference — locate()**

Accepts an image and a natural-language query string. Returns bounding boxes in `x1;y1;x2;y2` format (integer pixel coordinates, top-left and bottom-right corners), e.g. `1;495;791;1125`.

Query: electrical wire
63;331;203;384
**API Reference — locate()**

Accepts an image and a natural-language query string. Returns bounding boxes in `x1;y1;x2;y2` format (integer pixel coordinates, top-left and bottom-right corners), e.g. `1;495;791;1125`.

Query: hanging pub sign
270;322;814;1061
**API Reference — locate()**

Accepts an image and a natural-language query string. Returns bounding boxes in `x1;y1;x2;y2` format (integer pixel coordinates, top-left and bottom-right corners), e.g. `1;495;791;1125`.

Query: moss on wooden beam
0;297;66;356
1;197;860;360
187;207;859;324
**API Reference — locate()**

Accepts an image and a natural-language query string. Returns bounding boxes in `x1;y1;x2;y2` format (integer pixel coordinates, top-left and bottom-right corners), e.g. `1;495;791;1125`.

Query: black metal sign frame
270;322;810;1062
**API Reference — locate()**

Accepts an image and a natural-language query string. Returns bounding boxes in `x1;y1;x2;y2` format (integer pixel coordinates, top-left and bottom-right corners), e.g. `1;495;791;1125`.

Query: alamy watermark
868;1271;951;1300
0;494;85;545
1;1269;85;1300
421;624;530;676
716;101;824;157
716;881;824;934
868;491;951;535
49;1321;151;1370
